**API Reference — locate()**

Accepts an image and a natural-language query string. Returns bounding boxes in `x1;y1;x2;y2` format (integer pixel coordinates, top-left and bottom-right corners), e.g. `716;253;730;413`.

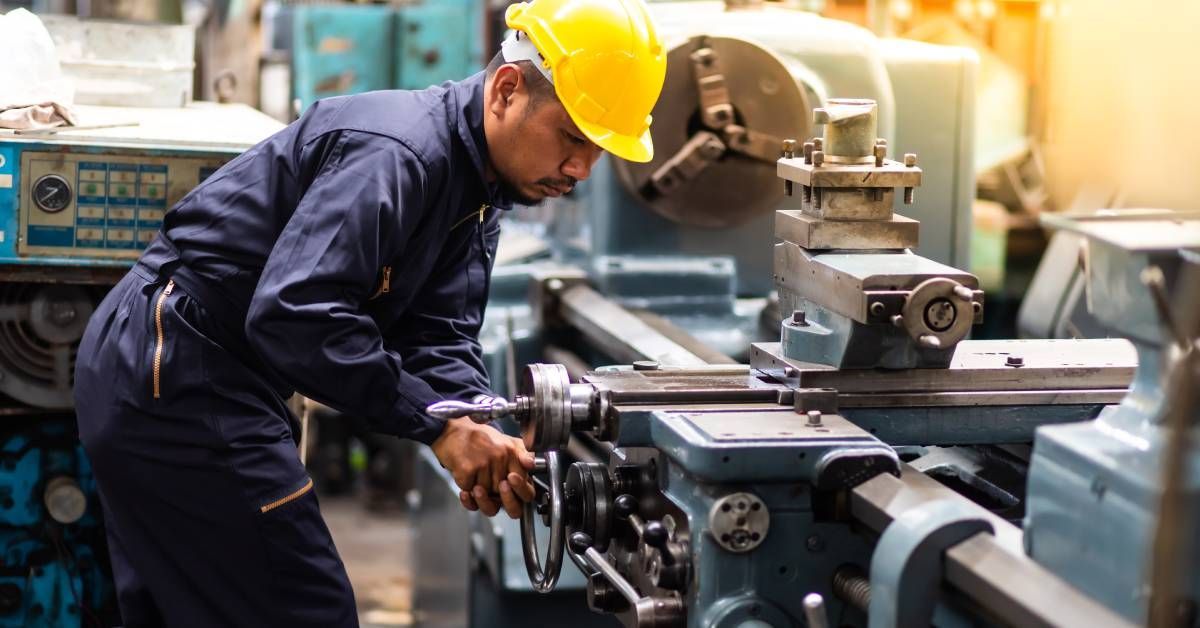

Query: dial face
32;174;72;213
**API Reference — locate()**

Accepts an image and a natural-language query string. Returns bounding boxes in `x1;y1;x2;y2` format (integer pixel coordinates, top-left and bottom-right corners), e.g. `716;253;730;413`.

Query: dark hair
485;50;557;108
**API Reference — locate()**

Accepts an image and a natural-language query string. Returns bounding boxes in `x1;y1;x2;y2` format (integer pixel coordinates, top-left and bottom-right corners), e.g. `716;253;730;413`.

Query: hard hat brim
571;113;655;163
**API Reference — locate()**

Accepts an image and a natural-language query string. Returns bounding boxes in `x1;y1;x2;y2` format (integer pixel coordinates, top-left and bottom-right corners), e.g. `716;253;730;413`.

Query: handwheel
521;451;565;593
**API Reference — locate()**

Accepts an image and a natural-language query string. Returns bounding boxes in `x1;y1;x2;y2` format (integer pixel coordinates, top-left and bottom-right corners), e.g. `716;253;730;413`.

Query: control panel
17;151;227;260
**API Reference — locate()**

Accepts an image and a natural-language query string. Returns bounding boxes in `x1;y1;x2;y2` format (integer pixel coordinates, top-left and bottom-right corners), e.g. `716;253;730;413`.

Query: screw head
1006;355;1025;367
904;153;918;167
791;310;807;325
869;301;886;317
806;410;822;426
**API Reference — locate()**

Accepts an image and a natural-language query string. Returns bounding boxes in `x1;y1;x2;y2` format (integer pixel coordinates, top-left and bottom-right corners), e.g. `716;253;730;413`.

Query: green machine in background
283;0;486;113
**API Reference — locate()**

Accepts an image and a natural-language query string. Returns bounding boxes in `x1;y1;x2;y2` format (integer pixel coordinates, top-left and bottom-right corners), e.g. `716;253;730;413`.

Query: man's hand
431;417;535;517
458;473;536;519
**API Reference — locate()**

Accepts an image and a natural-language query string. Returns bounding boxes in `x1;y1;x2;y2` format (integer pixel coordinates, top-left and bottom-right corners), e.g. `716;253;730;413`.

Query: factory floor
322;495;416;627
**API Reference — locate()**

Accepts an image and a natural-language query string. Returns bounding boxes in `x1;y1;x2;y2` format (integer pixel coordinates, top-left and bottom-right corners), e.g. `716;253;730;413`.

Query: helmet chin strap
500;31;555;86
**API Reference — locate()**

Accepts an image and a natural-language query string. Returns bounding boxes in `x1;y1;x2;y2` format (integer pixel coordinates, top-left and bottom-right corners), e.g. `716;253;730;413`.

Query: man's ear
488;64;523;119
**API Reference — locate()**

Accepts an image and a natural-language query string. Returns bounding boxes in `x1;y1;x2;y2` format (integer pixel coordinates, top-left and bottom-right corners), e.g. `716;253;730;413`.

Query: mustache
536;176;577;191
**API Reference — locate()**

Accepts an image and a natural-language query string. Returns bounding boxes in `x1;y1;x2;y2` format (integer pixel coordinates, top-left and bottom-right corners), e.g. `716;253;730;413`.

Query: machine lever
803;593;830;628
570;532;642;607
642;521;676;567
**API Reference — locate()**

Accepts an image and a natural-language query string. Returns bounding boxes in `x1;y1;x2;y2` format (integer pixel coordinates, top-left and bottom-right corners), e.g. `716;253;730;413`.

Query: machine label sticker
0;147;11;189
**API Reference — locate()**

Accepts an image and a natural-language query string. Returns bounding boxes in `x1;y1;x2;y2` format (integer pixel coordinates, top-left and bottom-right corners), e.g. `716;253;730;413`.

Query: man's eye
563;131;586;146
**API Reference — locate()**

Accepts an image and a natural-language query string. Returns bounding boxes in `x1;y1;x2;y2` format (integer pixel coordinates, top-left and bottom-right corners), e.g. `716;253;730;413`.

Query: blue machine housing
0;419;115;626
1024;213;1200;622
289;0;484;112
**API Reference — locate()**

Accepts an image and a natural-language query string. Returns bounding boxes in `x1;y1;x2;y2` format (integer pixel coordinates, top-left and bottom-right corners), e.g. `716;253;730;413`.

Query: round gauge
32;174;72;213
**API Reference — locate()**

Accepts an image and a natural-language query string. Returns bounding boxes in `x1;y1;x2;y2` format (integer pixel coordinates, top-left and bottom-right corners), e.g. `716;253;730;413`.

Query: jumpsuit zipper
152;279;175;399
259;478;314;513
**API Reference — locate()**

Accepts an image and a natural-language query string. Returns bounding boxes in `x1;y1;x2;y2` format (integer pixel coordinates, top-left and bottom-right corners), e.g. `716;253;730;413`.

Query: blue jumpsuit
74;72;508;627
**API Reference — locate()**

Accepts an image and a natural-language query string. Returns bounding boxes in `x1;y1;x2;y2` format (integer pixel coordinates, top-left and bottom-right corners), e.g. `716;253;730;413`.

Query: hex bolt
904;153;917;167
782;139;797;159
812;150;825;167
783;367;798;378
803;141;815;165
874;144;886;168
1006;355;1025;368
791;310;808;326
807;410;822;426
813;137;823;151
869;301;885;317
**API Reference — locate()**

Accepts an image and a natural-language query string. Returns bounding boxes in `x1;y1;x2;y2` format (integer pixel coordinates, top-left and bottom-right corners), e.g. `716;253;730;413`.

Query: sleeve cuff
388;376;448;446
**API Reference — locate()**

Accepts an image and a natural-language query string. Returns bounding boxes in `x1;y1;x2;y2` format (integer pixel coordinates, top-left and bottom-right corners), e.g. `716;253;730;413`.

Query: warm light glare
1040;1;1058;20
978;0;997;20
955;0;975;19
891;0;913;21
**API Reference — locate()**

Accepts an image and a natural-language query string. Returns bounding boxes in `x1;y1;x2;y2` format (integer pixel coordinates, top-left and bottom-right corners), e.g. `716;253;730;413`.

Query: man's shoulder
300;85;456;167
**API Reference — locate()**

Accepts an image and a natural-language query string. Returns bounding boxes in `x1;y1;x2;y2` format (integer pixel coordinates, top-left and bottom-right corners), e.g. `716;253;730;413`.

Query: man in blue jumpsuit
73;0;666;625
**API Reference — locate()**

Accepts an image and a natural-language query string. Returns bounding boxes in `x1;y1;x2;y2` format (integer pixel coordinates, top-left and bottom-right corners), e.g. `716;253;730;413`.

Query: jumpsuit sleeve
245;131;449;445
389;209;499;408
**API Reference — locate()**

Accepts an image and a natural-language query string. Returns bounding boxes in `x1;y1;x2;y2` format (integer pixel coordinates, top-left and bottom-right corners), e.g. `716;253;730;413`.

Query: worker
71;0;666;625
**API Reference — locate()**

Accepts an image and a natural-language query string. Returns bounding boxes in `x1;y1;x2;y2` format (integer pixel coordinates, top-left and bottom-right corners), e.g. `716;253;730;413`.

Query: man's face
484;65;605;205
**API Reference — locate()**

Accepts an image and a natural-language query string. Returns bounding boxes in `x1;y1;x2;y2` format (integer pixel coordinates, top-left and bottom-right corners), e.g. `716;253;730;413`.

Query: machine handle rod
570;533;642;606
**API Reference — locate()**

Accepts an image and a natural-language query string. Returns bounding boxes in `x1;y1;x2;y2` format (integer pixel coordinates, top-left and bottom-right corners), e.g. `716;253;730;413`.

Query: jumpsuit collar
451;71;514;211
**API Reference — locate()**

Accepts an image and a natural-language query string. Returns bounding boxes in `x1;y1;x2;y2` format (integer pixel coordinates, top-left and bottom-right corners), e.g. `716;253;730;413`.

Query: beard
496;173;578;207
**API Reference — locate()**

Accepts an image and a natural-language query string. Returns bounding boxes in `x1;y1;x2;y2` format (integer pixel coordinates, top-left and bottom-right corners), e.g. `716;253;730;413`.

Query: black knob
614;494;638;521
570;532;594;555
643;521;676;567
643;521;669;549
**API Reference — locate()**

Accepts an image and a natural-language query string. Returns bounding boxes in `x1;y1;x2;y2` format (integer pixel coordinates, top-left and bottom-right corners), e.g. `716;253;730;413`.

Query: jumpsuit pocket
369;266;392;301
259;478;314;513
152;279;175;399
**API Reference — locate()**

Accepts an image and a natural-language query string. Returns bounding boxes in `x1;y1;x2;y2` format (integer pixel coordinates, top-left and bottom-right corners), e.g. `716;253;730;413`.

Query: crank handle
426;395;527;424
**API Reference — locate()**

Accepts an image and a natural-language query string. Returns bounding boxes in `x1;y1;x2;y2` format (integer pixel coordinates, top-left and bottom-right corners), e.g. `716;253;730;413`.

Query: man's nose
562;146;603;182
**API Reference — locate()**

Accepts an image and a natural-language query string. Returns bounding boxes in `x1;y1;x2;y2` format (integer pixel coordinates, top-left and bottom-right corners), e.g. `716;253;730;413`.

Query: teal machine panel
0;103;283;271
291;0;484;111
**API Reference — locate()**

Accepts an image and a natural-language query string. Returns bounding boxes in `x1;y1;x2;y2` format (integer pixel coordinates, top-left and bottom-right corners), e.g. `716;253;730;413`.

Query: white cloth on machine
0;8;76;130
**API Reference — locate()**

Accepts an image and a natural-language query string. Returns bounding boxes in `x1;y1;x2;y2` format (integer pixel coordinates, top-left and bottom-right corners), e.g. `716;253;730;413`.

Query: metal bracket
690;44;735;130
722;124;785;164
868;499;994;628
646;131;726;197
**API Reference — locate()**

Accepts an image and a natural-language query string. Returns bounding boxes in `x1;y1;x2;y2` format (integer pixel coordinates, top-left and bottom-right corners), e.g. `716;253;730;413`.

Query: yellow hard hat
504;0;666;163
